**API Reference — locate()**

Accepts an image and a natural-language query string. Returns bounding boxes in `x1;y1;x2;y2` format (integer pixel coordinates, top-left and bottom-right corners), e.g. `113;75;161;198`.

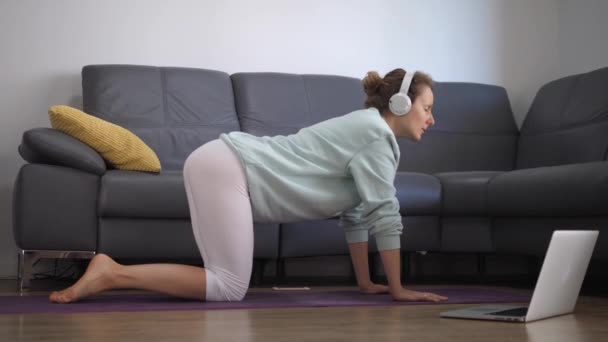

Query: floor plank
0;280;606;342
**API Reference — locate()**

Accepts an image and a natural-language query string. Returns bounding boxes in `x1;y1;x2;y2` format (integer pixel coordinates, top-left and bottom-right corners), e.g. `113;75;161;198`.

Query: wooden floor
0;280;607;342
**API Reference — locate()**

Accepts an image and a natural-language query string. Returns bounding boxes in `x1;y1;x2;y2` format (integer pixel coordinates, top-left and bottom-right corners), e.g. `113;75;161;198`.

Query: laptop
440;230;599;323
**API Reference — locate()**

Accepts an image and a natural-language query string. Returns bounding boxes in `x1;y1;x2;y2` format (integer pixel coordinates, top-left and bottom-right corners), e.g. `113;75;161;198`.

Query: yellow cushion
48;105;161;173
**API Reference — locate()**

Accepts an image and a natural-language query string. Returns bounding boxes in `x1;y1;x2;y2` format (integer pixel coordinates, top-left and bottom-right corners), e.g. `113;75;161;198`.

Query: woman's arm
345;139;446;301
349;244;447;301
380;248;448;302
348;242;388;294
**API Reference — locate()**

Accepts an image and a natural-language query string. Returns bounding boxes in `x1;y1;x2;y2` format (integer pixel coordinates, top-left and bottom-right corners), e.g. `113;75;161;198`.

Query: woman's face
398;85;435;141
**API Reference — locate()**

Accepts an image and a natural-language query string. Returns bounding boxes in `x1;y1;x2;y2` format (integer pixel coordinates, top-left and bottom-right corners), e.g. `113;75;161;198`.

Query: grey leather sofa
13;65;608;291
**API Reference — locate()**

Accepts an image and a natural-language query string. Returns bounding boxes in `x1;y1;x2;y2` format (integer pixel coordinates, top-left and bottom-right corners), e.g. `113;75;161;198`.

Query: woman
49;68;448;303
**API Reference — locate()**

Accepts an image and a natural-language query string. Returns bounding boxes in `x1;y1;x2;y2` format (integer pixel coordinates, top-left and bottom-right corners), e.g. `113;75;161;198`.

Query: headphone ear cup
402;95;412;115
389;93;412;116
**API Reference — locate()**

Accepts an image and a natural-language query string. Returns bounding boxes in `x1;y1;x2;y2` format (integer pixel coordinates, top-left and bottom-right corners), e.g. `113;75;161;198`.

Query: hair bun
362;71;384;96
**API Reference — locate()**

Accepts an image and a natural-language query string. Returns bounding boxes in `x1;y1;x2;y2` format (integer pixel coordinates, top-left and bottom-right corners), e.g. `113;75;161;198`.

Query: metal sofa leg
18;250;96;293
401;252;410;282
250;259;265;287
275;258;286;284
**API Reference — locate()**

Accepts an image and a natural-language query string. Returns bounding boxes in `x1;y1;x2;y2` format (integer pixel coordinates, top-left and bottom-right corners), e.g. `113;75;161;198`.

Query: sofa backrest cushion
230;72;365;137
82;65;240;170
397;82;519;173
517;67;608;169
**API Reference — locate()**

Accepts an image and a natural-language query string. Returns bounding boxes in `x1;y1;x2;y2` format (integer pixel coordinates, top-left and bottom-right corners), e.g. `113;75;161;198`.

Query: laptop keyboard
487;307;528;317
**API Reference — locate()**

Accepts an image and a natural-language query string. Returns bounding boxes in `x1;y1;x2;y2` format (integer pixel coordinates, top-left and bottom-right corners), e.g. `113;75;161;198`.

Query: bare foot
49;254;120;303
391;288;449;302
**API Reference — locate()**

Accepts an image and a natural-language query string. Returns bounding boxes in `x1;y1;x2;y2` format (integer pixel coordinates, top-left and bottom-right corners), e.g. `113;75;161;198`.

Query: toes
50;290;73;303
49;292;62;303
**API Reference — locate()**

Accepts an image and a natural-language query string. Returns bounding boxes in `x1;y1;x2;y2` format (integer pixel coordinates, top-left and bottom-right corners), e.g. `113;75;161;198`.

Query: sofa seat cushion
488;161;608;216
435;171;504;215
280;220;350;258
99;170;189;218
98;170;441;219
395;172;441;215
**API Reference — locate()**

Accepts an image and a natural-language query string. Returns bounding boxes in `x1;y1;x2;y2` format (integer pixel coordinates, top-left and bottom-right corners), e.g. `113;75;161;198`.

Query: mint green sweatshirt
220;107;402;251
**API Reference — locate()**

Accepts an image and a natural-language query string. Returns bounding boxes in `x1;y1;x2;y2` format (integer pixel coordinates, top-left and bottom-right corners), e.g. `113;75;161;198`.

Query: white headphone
388;70;417;116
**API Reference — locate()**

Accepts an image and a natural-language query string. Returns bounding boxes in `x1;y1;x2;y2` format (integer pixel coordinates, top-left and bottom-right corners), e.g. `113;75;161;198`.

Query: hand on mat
390;288;448;302
359;283;390;295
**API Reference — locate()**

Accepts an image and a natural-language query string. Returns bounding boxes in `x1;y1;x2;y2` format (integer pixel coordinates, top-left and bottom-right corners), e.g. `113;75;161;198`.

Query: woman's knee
205;268;249;302
225;284;248;302
217;278;249;302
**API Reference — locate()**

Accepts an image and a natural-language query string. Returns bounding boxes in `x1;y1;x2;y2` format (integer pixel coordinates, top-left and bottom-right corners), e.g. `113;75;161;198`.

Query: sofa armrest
19;128;107;175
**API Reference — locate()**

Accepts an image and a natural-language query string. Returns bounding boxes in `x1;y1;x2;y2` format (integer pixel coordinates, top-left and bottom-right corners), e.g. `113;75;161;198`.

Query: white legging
183;139;253;301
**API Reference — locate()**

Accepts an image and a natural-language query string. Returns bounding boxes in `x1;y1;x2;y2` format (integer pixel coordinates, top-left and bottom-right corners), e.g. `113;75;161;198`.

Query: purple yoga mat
0;288;531;315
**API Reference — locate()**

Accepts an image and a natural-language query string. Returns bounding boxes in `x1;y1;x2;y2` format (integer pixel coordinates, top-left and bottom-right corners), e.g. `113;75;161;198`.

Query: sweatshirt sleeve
342;138;402;251
339;202;369;244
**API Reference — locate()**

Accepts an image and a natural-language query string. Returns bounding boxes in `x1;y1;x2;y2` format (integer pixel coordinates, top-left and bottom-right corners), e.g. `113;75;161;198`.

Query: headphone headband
400;70;415;96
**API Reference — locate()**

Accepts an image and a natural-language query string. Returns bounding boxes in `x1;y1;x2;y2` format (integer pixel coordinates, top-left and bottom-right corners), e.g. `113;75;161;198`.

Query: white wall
557;0;608;76
388;0;560;128
0;0;567;278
